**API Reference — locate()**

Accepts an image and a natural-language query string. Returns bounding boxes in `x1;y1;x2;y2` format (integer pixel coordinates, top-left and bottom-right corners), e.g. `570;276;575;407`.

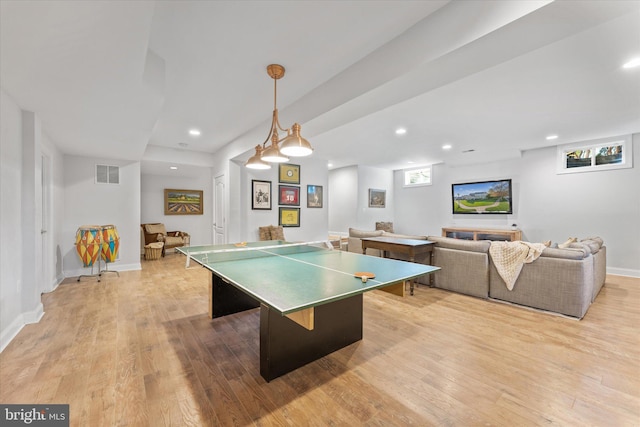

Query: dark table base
210;273;363;382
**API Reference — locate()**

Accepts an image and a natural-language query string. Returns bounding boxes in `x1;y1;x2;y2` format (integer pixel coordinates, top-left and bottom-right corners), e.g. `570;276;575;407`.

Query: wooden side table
361;236;435;295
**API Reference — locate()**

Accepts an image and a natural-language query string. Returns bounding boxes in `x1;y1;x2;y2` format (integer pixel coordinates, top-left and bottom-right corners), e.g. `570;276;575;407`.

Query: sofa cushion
164;235;185;247
382;231;427;240
145;223;166;235
540;246;589;260
571;237;603;254
348;228;384;256
349;228;384;238
427;236;490;253
582;236;604;247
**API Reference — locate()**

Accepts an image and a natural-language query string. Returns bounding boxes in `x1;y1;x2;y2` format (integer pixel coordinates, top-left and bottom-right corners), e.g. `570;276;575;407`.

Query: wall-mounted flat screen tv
451;179;513;214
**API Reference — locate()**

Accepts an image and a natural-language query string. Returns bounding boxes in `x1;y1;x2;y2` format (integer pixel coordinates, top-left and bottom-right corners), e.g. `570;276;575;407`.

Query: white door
41;153;52;293
213;174;225;244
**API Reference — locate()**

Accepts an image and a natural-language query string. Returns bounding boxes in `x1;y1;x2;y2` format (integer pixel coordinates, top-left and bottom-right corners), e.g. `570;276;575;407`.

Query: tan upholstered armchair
141;223;190;256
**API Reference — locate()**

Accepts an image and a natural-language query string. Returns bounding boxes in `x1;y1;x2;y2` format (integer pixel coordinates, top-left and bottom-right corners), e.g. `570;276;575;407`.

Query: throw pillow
558;237;577;249
258;226;271;241
165;236;184;246
375;222;394;233
270;225;285;240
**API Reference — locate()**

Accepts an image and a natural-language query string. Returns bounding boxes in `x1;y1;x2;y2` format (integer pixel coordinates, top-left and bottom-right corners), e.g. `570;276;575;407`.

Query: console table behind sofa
442;227;522;242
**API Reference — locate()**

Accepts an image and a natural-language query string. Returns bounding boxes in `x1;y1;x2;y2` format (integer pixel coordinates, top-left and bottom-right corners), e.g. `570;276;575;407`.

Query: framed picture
164;189;203;215
279;163;300;184
368;188;386;208
279;207;300;227
252;180;272;210
307;185;323;208
278;185;300;206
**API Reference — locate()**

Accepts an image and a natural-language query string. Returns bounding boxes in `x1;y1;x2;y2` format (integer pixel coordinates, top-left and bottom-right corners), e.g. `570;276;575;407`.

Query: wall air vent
96;164;119;184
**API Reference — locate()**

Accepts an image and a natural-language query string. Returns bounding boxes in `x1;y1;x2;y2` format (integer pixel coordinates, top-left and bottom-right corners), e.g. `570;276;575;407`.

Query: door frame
213;174;226;244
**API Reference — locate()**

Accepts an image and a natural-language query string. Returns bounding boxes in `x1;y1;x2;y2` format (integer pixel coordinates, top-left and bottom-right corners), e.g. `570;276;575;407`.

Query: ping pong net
182;240;333;267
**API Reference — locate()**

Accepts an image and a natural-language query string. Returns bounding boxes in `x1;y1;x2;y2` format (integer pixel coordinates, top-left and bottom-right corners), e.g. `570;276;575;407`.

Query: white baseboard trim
0;303;44;353
607;268;640;278
64;262;141;279
42;274;65;294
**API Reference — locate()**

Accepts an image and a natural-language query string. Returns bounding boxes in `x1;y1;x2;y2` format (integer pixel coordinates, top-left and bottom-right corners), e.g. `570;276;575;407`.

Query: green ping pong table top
177;241;438;315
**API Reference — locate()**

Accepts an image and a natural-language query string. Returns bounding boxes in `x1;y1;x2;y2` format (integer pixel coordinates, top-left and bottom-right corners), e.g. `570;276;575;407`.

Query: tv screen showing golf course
451;179;513;214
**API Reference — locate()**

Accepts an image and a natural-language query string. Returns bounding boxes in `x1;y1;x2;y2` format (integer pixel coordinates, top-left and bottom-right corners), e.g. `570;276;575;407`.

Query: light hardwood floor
1;254;639;426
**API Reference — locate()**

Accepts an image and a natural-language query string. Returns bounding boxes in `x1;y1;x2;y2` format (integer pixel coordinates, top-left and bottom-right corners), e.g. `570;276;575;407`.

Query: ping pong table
177;241;439;381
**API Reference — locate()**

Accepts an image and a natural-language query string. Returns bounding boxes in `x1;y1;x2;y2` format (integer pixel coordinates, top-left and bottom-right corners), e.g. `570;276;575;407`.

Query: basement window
557;135;633;174
403;166;432;187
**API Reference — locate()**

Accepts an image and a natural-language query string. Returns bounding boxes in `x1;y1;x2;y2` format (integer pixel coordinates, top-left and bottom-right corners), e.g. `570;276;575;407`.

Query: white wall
1;89;64;351
41;133;66;289
356;165;394;230
62;155;142;277
393;135;640;276
394;161;523;236
328;166;358;234
21;111;43;317
327;165;394;233
141;170;213;247
238;155;329;243
0;89;27;349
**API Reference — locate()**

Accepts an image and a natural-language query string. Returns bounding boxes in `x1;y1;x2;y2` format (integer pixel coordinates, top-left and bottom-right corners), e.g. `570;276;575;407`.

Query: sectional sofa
347;228;606;319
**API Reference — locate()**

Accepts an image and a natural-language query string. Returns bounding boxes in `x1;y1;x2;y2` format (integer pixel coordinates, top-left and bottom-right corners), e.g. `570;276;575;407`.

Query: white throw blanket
489;241;547;290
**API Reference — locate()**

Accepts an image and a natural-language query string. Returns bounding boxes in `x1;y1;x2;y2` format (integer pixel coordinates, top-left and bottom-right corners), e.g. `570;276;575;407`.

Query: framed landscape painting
368;188;386;208
164;189;203;215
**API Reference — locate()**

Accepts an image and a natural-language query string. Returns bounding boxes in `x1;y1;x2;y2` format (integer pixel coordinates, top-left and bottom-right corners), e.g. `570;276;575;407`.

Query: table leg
409;255;416;295
260;294;363;382
210;273;260;319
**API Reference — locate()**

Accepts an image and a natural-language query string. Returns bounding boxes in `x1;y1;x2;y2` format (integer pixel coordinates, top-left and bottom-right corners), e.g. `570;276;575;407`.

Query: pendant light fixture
245;64;313;169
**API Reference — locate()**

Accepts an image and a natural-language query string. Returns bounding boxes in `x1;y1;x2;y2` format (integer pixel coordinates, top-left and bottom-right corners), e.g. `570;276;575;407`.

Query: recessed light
395;128;407;135
442;144;452;150
622;58;640;69
327;163;333;168
407;161;415;164
170;166;178;170
546;135;558;140
188;129;201;136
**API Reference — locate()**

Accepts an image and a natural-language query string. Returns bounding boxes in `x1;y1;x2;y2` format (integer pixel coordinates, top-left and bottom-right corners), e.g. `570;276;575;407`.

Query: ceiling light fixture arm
261;65;290;148
246;63;313;169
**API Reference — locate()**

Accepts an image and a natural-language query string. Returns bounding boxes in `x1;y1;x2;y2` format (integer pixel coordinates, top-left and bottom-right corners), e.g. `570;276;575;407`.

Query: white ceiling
1;1;639;175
